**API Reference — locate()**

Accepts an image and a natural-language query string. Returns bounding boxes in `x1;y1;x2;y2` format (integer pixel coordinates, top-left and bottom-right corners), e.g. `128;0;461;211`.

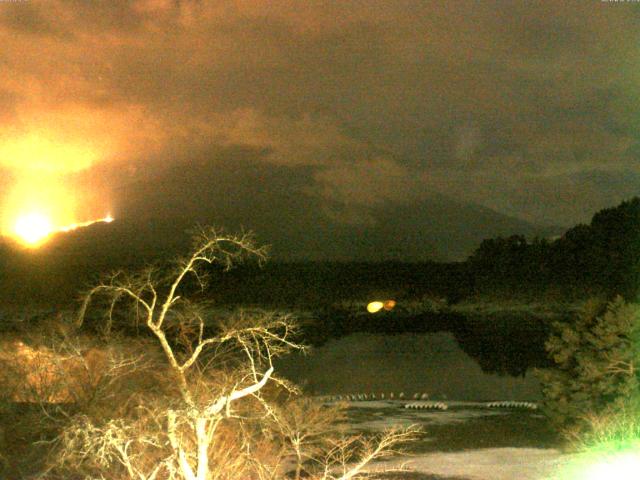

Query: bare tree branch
54;226;417;480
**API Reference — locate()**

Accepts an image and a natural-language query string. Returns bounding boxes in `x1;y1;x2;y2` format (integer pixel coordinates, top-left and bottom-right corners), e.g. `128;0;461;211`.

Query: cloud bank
1;0;639;231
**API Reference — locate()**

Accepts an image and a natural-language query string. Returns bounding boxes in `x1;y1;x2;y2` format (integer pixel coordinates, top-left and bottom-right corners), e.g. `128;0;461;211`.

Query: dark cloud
0;1;67;37
0;0;638;251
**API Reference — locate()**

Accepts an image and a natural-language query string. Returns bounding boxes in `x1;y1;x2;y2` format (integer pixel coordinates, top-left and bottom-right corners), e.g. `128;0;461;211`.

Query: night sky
1;0;639;260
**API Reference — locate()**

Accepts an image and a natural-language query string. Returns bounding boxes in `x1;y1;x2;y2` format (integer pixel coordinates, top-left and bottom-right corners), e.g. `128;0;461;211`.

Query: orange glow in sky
0;133;99;174
0;132;114;247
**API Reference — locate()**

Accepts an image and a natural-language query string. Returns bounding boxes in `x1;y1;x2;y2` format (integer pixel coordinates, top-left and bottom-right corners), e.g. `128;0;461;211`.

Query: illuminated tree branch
57;226;417;480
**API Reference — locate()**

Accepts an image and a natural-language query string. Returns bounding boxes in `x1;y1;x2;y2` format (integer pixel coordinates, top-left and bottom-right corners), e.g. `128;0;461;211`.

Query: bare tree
318;426;420;480
71;227;303;480
268;399;421;480
52;227;419;480
271;398;346;480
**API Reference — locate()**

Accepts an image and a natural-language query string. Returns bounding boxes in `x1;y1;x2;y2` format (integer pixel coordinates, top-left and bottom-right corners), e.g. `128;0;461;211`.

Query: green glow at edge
554;441;640;480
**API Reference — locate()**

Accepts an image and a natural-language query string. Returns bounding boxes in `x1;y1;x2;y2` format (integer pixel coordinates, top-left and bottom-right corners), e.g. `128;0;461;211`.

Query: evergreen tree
537;297;640;438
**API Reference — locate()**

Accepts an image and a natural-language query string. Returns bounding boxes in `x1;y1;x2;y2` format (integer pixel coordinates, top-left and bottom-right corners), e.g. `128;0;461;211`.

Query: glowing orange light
58;215;115;232
11;213;115;247
14;212;54;246
366;300;397;314
0;132;110;247
383;300;397;311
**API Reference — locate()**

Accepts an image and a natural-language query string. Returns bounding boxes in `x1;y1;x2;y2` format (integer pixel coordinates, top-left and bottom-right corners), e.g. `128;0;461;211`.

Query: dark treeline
203;261;471;307
205;197;640;306
1;197;639;307
468;197;640;300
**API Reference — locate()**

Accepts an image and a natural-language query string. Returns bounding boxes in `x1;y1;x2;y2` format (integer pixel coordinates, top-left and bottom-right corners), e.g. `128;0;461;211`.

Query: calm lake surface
278;312;555;401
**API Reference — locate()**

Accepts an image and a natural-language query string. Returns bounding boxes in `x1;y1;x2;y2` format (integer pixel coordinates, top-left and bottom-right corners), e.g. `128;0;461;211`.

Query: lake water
277;312;555;401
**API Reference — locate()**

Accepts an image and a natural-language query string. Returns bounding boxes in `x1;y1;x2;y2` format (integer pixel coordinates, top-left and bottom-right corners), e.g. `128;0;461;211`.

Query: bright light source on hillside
58;215;115;232
0;132;112;247
14;212;53;246
11;212;115;247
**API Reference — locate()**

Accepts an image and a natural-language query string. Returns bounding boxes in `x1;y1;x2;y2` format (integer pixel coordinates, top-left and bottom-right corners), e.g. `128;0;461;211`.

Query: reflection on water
450;316;551;377
278;311;557;401
277;332;543;401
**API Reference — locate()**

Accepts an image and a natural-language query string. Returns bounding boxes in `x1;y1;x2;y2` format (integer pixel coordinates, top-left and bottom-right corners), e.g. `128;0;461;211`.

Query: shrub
574;401;640;451
536;296;640;441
